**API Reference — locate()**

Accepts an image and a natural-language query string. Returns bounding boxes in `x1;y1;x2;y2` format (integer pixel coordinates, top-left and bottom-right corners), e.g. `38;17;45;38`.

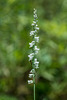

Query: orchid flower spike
28;8;39;86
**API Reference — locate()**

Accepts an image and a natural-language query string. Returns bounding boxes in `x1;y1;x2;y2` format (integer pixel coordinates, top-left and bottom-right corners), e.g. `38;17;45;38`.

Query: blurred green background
0;0;67;100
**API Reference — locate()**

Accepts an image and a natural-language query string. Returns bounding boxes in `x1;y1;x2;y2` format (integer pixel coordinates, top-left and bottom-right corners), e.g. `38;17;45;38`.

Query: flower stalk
28;8;39;100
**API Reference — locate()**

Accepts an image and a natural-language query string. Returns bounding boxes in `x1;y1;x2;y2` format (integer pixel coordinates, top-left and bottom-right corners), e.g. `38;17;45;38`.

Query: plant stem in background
34;82;35;100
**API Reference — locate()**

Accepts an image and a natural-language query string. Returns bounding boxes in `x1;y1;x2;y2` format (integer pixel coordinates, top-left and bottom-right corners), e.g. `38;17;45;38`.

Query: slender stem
34;79;35;100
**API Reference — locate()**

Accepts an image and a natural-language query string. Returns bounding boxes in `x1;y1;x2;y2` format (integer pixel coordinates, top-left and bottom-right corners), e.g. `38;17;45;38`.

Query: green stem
34;79;35;100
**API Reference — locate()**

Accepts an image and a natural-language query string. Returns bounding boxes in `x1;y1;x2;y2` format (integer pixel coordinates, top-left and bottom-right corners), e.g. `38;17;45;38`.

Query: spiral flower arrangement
28;8;39;100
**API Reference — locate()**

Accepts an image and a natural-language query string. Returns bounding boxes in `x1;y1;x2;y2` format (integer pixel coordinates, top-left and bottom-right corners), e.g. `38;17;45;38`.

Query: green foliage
0;0;67;100
0;94;17;100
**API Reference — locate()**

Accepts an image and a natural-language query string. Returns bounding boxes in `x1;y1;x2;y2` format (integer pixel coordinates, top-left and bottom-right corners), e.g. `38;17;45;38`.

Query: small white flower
34;8;37;14
30;69;35;73
34;14;37;18
28;80;33;84
30;31;35;36
29;74;34;78
31;21;36;26
35;30;37;33
34;36;39;42
34;58;39;69
34;46;40;54
33;21;36;24
29;41;35;48
31;23;35;26
28;53;34;61
36;24;38;27
35;66;39;69
35;27;39;30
